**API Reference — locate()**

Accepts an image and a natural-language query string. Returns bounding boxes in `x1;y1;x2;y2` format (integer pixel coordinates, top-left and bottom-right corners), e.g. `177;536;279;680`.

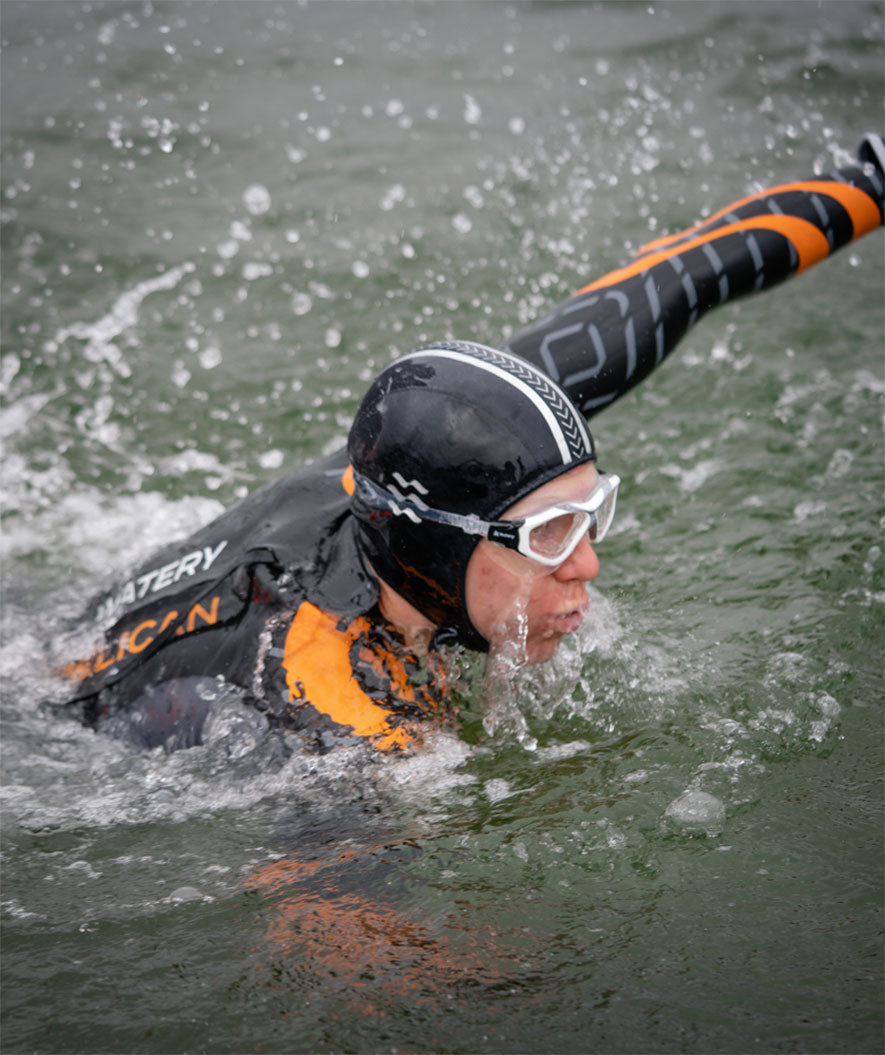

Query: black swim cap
347;340;596;651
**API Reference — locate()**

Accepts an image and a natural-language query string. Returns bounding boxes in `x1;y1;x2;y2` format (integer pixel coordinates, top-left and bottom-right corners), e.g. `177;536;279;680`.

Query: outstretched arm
505;135;884;417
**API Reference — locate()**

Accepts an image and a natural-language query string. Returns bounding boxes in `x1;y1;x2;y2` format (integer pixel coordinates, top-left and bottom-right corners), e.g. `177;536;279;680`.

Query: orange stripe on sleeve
575;215;832;296
632;180;881;259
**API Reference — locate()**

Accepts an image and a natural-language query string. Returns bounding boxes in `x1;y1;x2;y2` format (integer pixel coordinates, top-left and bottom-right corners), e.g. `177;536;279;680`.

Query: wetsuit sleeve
504;136;885;417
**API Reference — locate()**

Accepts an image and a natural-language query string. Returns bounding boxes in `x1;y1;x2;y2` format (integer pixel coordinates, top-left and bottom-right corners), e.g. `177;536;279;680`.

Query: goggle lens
529;511;589;559
523;475;619;564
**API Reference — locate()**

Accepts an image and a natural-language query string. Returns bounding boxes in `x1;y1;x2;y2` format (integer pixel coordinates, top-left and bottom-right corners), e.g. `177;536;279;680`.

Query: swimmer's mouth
550;604;587;635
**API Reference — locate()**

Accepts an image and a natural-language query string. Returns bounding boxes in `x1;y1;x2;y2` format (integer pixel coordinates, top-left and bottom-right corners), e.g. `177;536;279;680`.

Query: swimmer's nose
554;534;599;583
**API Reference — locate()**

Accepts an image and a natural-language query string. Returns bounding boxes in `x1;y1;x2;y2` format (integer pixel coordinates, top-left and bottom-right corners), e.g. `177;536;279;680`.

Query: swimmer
55;136;884;755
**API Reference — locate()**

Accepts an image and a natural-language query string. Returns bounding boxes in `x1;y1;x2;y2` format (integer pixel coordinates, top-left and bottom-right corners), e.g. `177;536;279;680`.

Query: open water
1;2;883;1053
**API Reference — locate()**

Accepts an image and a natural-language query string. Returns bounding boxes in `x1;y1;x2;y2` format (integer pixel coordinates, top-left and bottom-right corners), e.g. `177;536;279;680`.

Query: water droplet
463;93;482;125
230;220;251;241
463;185;484;209
291;292;312;316
199;346;222;370
258;449;284;470
380;183;406;211
242;183;271;216
242;262;273;281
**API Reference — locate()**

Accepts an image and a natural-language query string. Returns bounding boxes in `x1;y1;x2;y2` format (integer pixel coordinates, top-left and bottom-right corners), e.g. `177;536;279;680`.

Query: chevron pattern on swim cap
407;339;593;464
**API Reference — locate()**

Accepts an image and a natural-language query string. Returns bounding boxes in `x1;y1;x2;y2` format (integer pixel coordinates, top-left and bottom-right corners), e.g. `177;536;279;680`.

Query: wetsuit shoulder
56;451;378;725
81;448;356;628
255;601;452;755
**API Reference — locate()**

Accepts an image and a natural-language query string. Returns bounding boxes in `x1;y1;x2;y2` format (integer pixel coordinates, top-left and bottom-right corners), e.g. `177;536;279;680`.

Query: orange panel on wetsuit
280;601;446;753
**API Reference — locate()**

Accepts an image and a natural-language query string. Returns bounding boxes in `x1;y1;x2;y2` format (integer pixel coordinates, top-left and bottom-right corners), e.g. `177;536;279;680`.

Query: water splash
476;588;626;751
50;263;195;377
663;790;726;837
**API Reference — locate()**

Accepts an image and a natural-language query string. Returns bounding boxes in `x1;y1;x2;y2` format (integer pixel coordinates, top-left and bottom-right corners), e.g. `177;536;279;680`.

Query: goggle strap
353;472;490;539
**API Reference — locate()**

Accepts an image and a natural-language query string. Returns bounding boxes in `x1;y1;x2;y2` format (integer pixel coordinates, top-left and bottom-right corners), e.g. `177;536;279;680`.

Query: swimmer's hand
858;133;885;177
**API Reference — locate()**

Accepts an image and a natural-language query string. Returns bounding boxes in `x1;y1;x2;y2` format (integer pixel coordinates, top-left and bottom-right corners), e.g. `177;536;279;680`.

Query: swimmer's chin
514;633;565;666
488;636;556;668
526;641;560;665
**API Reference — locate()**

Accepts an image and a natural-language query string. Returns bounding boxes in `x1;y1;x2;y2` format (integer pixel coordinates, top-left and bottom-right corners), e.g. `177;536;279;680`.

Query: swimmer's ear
858;133;885;177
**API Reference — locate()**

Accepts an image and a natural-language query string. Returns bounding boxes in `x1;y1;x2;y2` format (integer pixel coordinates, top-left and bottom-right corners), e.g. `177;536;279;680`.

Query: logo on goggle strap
486;522;520;546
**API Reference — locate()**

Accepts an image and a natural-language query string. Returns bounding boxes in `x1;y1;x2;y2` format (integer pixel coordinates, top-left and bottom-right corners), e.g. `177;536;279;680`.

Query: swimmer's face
465;462;601;665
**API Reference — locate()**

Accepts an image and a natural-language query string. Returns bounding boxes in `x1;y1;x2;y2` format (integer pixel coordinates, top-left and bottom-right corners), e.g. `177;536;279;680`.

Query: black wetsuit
60;452;447;753
58;149;884;752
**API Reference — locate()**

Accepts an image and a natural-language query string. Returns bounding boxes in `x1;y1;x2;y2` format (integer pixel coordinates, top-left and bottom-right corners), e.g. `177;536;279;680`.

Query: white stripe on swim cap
402;344;589;465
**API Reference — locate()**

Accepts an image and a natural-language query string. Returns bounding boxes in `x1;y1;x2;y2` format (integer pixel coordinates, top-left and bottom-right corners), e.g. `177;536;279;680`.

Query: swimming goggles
353;469;620;567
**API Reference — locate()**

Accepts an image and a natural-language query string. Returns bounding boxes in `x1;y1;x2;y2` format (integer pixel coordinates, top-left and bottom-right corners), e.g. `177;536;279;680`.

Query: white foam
379;729;475;800
663;790;726;837
534;740;592;762
0;390;56;444
0;485;224;582
484;778;518;803
660;458;724;494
